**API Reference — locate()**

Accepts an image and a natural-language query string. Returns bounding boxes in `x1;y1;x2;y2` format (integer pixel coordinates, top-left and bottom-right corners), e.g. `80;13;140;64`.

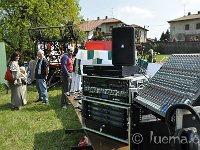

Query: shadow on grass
28;85;84;149
0;103;11;111
22;92;61;112
33;129;84;150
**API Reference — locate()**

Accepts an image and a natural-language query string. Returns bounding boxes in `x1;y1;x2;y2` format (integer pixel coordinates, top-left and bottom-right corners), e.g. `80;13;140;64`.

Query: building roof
79;18;123;32
131;24;149;31
168;13;200;23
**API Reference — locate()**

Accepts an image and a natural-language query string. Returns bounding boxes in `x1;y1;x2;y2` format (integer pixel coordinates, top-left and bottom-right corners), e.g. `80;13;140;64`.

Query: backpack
4;68;13;81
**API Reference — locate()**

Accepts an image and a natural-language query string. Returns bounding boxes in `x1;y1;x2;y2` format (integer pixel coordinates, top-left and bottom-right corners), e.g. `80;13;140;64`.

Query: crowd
6;47;80;110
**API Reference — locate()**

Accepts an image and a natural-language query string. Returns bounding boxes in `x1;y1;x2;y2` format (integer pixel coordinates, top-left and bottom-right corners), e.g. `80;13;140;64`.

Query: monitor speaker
112;27;135;66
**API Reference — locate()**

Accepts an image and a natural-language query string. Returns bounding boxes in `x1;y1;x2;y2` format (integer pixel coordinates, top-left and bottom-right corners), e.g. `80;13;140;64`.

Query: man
60;48;73;109
28;56;37;84
35;50;49;104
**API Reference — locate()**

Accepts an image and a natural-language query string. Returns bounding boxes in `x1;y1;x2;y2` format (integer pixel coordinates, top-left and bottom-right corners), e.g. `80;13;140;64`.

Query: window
196;23;200;29
185;24;189;30
109;26;113;31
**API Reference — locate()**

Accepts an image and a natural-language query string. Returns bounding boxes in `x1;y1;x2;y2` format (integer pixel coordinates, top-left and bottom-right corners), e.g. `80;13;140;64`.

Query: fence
142;41;200;54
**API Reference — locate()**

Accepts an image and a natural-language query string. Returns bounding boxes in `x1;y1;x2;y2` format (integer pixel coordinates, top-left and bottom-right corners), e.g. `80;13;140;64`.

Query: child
20;67;27;105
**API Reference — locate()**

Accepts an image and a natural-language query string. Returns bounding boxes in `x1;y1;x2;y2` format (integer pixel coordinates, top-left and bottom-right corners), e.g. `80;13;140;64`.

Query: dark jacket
35;58;49;79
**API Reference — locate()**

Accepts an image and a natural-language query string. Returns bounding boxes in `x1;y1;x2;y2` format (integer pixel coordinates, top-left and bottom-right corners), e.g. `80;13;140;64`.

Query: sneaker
62;105;67;109
13;107;21;110
66;92;70;96
74;96;82;100
42;101;48;104
69;92;74;95
35;99;42;102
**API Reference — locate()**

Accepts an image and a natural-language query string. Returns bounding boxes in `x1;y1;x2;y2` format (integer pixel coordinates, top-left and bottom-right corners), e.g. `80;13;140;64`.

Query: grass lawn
155;54;171;63
0;85;83;150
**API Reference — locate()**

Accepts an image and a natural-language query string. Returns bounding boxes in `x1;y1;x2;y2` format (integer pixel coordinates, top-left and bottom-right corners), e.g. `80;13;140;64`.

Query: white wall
170;18;200;41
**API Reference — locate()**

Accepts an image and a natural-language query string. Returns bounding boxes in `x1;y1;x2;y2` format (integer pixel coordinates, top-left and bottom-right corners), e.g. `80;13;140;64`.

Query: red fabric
66;56;73;73
78;136;89;147
85;41;112;50
47;42;51;50
4;68;13;81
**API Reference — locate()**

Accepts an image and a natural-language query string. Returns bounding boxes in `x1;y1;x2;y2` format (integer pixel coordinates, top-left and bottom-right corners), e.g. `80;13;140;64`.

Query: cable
165;104;200;150
137;65;149;81
165;104;200;130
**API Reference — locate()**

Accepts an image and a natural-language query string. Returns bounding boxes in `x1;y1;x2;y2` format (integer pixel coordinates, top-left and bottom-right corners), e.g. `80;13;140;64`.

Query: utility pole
112;8;114;18
184;3;186;16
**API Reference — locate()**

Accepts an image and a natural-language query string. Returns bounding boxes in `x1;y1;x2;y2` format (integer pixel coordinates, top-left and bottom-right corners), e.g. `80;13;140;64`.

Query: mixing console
135;54;200;117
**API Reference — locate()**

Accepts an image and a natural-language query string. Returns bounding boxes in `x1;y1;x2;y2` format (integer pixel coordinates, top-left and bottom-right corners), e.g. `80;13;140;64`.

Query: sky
79;0;200;39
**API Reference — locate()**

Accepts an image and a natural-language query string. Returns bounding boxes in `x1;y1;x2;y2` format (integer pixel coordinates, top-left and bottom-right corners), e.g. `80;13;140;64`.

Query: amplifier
82;75;148;105
83;64;139;77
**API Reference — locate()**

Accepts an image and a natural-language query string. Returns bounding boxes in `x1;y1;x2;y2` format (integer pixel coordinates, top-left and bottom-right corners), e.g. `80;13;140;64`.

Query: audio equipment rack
82;75;147;105
82;74;148;145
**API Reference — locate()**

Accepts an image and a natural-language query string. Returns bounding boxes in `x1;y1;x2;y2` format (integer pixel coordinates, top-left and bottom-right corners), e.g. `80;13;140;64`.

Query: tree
159;30;170;42
165;29;170;42
91;27;105;41
0;0;81;61
160;32;165;42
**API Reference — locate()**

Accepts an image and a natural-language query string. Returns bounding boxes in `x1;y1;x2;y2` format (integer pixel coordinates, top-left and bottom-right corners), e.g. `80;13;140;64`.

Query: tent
0;42;7;84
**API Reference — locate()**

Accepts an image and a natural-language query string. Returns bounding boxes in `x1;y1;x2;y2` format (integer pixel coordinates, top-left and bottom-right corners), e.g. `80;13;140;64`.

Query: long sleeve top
61;53;73;77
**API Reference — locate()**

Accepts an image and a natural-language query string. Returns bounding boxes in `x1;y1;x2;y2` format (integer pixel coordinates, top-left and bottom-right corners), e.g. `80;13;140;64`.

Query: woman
9;51;23;110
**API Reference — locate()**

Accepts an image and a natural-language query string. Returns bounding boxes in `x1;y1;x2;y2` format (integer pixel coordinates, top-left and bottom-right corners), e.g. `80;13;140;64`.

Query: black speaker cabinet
112;27;135;66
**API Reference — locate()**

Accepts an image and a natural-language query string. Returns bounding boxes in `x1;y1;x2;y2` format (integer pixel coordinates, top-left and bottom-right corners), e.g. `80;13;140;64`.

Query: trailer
28;24;78;88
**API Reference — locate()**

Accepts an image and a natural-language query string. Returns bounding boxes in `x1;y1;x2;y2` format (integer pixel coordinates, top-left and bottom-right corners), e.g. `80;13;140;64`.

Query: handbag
4;68;13;81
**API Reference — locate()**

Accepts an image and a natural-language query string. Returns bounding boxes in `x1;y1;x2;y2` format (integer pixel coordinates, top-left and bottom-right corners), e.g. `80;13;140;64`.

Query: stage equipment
83;64;139;77
82;75;147;105
134;54;200;117
82;100;130;143
112;27;135;66
82;74;147;145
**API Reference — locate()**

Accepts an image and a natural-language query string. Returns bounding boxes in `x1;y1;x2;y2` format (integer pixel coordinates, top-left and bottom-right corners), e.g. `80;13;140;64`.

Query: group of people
8;47;79;110
8;50;49;110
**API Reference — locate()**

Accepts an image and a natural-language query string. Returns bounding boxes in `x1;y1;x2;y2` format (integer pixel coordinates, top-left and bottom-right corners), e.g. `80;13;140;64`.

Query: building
131;24;148;44
168;11;200;41
79;16;124;41
79;16;148;44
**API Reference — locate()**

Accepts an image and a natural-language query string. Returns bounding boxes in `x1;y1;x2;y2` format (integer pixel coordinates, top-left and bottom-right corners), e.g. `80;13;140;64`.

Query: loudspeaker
112;27;135;66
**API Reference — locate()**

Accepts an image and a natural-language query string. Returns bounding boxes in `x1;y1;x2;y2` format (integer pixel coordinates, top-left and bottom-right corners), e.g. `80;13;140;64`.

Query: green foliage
0;85;83;149
159;29;170;42
165;29;170;41
160;32;165;42
0;0;81;61
91;28;105;41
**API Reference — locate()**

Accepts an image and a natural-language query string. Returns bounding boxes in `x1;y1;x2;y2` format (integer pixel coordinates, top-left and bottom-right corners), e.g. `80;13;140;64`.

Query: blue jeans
36;79;48;102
